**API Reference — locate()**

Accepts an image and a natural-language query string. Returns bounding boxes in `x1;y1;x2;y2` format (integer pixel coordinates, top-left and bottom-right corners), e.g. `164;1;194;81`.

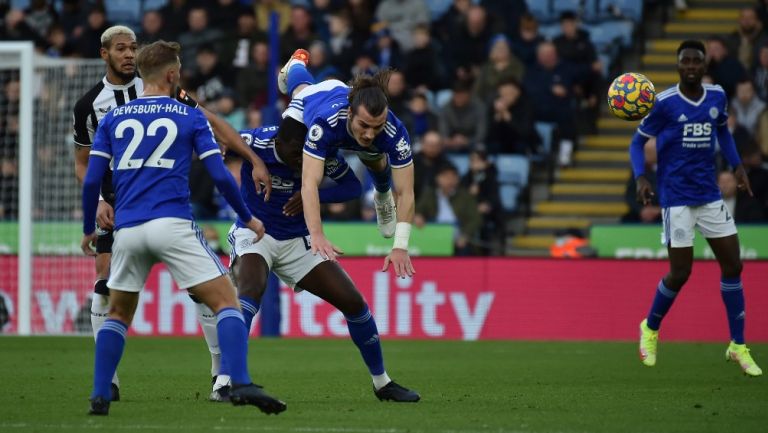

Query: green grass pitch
0;337;765;433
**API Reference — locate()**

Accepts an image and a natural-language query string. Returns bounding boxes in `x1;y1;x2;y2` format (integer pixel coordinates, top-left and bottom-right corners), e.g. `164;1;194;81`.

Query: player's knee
339;291;366;317
236;280;266;301
108;303;133;324
721;260;743;278
666;268;691;289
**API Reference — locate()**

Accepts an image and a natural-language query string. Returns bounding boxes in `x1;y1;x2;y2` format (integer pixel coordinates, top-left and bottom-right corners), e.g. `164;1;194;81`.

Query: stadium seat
538;24;562;41
447;153;470;177
534;122;556;157
552;0;582;17
104;0;143;29
595;20;634;48
598;0;643;23
495;154;530;187
525;0;556;23
499;184;521;212
144;0;169;10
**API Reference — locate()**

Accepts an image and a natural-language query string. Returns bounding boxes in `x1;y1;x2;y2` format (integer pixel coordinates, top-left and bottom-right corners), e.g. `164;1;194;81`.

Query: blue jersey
236;125;352;240
637;84;727;207
90;96;221;229
290;80;413;168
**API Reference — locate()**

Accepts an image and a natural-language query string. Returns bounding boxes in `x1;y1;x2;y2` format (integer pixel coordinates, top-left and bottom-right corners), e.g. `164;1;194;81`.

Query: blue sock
91;319;128;400
287;64;315;95
216;308;251;385
370;163;392;193
346;305;385;375
646;280;678;331
721;277;745;344
239;295;261;332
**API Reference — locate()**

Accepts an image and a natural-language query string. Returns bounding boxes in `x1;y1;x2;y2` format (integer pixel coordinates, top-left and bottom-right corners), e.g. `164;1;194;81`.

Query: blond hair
100;25;137;48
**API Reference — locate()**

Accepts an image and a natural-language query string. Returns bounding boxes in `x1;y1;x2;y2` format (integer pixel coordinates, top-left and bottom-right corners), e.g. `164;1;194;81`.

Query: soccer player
631;40;762;376
80;40;286;415
217;124;420;402
276;50;416;278
73;25;143;401
73;26;273;400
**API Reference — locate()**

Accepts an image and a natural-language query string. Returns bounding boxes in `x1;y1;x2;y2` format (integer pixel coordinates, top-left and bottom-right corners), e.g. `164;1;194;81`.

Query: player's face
103;34;138;81
677;48;706;85
275;138;303;172
348;105;388;147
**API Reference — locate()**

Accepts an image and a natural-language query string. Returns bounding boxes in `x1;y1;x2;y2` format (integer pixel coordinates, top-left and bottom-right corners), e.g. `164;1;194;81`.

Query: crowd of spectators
4;0;766;253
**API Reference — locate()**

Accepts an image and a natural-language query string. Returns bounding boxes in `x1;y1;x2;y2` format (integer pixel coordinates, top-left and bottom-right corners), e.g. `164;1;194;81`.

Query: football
607;72;656;121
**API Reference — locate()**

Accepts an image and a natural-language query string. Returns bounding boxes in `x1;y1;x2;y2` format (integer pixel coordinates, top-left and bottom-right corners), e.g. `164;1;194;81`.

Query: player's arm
193;111;265;240
176;86;272;201
385;164;416;277
80;121;112;256
631;99;666;205
717;120;753;196
301;152;337;257
73;100;94;184
283;160;361;216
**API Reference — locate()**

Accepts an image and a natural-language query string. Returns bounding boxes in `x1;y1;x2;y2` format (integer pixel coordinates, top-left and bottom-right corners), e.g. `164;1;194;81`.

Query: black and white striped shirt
72;76;143;204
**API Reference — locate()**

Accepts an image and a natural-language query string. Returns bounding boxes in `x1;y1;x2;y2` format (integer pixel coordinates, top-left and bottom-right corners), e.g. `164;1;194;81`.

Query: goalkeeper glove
175;86;198;108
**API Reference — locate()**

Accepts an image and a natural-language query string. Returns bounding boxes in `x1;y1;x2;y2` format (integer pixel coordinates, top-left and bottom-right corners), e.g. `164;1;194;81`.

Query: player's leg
295;259;420;402
359;152;397;238
700;200;762;376
231;252;270;330
162;219;285;413
92;229;120;400
188;293;228;400
188;276;286;414
640;206;694;367
278;48;312;97
89;224;152;415
89;289;139;415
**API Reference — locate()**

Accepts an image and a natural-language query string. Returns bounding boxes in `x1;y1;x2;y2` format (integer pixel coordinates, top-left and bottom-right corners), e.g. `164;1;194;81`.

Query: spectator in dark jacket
707;36;748;99
511;13;544;67
413;130;454;200
401;92;439;141
461;149;504;254
439;79;488;152
487;79;539;154
403;24;447;91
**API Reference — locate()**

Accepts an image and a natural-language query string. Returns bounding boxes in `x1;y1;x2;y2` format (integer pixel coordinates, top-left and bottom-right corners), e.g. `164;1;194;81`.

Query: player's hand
283;191;303;216
382;248;415;279
635;175;655;206
96;200;115;230
734;165;753;197
250;159;272;202
81;232;98;257
175;86;198;108
245;217;265;242
310;233;344;261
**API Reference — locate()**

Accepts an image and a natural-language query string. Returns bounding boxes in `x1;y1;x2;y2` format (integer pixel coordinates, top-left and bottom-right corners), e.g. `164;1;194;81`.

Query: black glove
175;86;198;108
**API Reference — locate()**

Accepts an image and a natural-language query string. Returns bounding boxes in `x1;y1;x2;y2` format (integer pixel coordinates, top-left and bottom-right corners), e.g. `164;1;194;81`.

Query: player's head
676;40;706;86
100;25;138;82
136;41;182;97
347;69;391;147
275;117;308;171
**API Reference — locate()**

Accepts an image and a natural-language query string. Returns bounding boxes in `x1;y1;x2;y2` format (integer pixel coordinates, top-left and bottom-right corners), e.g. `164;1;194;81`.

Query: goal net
1;43;104;335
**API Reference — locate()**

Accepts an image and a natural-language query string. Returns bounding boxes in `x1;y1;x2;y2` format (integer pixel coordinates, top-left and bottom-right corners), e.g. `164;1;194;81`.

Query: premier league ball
607;72;656;121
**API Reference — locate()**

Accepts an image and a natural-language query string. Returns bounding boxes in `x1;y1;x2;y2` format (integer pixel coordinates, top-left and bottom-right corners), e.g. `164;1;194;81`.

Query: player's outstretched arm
301;153;343;260
629;132;654;205
716;124;754;197
383;164;416;278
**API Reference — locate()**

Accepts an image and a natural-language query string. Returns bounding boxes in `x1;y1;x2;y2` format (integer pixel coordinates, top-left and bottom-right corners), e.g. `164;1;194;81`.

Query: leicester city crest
709;107;718;119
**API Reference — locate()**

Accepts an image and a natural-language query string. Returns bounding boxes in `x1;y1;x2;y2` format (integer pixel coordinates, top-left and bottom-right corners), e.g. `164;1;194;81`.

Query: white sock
374;190;392;202
213;374;231;390
195;302;221;377
372;372;392;390
91;293;119;386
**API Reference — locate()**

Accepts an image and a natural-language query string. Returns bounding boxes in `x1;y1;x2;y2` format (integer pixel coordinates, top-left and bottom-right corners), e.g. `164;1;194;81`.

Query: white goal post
0;42;105;335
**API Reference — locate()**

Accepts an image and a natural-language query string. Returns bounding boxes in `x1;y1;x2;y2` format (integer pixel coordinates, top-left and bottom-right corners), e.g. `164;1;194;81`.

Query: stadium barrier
1;257;766;342
591;224;768;259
